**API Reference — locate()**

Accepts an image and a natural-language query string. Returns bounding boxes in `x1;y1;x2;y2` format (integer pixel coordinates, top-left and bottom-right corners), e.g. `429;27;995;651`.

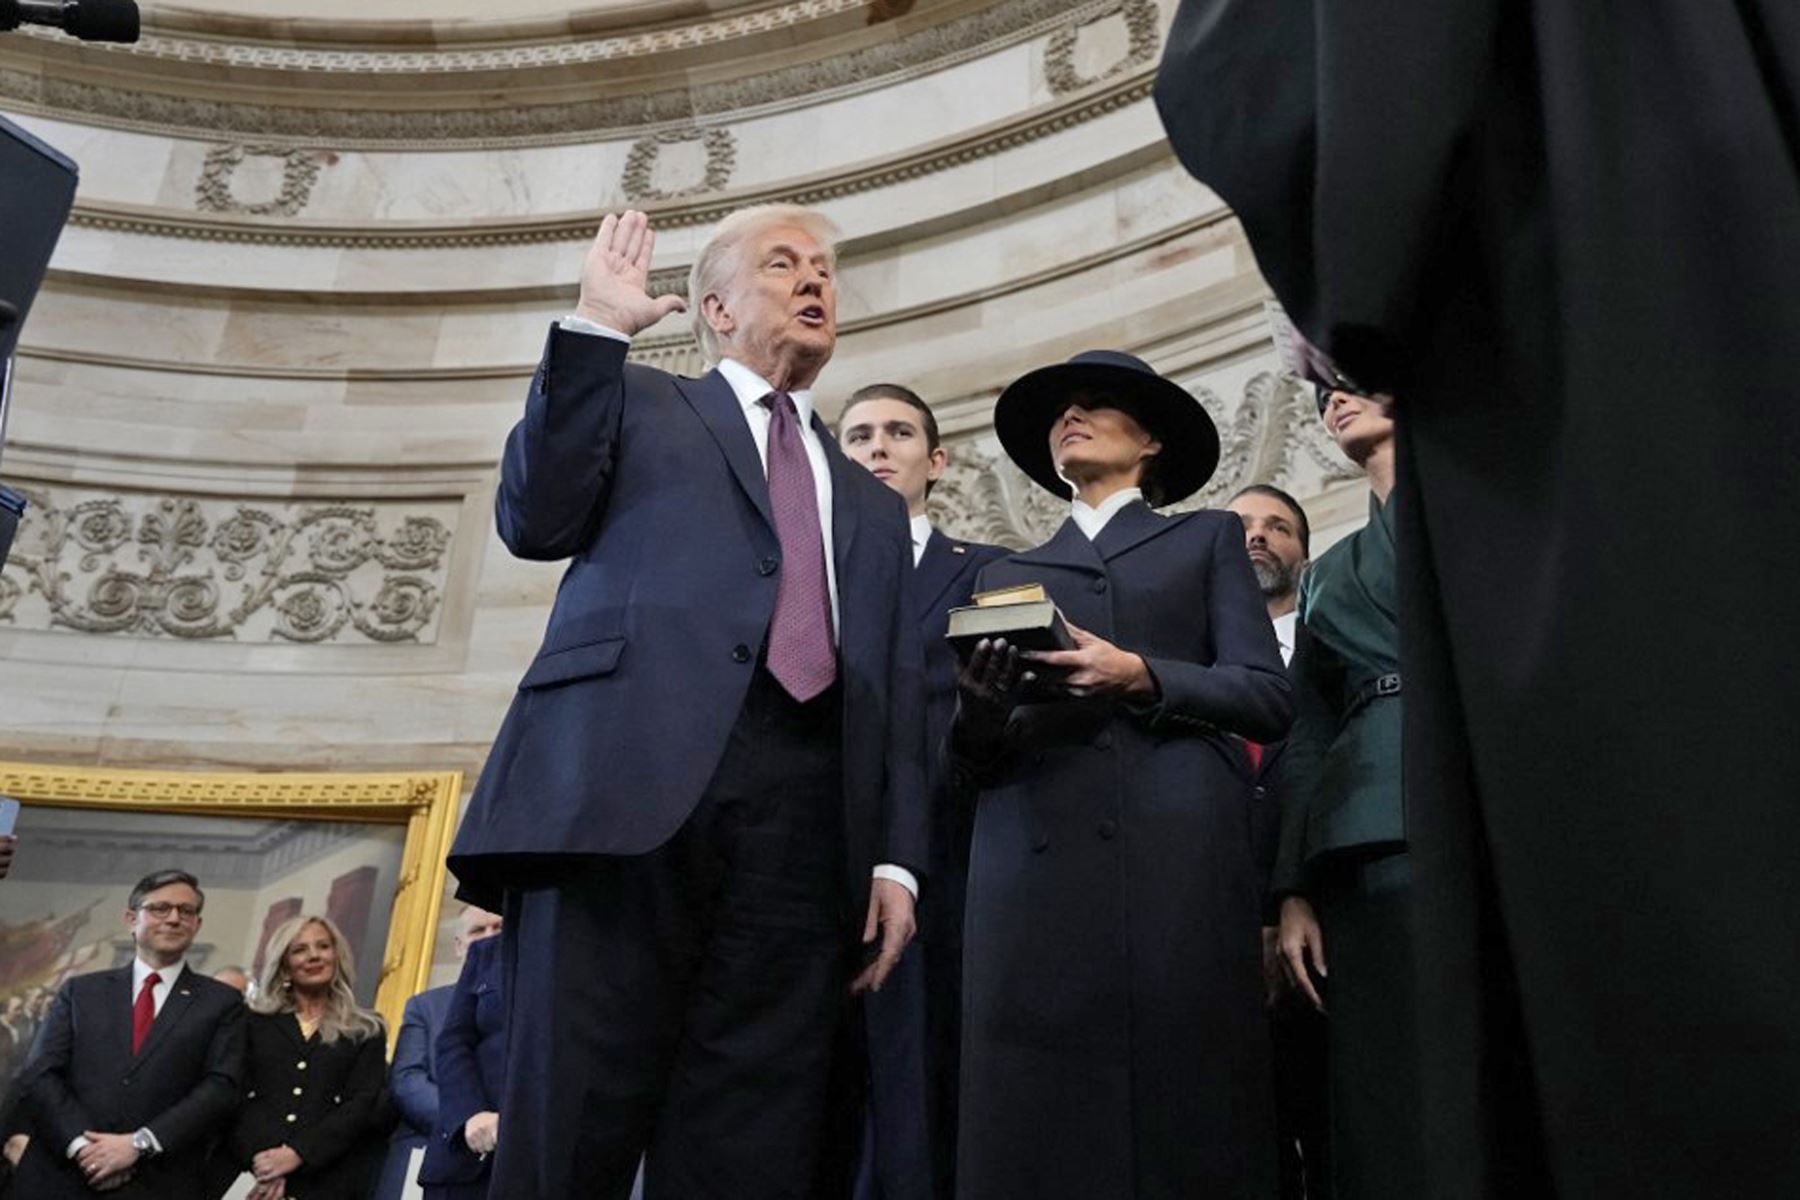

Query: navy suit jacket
451;327;927;908
16;966;246;1200
914;529;1010;796
389;984;452;1138
418;936;504;1187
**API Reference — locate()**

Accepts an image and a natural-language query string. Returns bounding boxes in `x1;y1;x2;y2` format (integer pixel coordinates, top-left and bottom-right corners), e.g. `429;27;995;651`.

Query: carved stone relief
929;366;1362;550
621;129;738;202
195;144;324;217
0;485;456;645
1044;0;1160;97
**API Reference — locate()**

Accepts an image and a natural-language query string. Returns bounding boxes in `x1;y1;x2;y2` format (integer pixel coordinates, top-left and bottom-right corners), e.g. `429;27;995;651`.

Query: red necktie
759;392;837;701
132;972;160;1055
1244;741;1265;772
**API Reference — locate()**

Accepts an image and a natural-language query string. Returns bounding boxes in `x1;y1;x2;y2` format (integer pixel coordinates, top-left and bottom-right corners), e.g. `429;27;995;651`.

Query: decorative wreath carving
1044;0;1161;96
195;144;323;217
620;128;738;202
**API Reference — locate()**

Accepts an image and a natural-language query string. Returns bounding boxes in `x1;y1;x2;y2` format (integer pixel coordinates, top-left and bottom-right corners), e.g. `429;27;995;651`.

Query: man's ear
926;446;949;484
701;291;734;339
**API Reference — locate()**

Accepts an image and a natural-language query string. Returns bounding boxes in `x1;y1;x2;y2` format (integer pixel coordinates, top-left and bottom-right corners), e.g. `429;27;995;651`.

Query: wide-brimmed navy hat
994;350;1220;505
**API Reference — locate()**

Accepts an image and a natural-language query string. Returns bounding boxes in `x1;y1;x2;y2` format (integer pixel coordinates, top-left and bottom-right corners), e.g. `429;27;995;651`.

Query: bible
946;584;1076;698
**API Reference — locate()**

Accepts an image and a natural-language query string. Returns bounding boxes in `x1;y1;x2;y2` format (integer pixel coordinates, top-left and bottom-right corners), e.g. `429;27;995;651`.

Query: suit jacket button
1253;785;1266;799
1097;819;1118;839
286;1113;298;1123
1093;731;1113;750
1031;833;1049;853
296;1061;307;1070
731;644;751;663
293;1086;303;1095
1092;578;1108;593
758;556;778;576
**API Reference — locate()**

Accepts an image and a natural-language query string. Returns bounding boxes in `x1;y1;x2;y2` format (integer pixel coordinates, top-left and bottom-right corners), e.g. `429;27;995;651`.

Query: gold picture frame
0;759;462;1050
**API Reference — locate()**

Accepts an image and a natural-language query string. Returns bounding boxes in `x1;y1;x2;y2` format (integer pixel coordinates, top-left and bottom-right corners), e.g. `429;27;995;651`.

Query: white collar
909;514;933;551
717;358;816;425
1070;487;1144;540
134;957;184;990
1271;609;1298;667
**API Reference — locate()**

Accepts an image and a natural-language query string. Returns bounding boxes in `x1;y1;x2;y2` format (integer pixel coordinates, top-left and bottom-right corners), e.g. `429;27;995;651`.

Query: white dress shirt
1071;486;1144;540
559;316;914;901
1272;609;1297;668
67;961;185;1157
909;514;932;567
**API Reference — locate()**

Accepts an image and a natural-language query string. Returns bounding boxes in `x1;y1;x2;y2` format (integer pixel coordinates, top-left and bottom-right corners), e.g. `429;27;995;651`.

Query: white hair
689;204;841;365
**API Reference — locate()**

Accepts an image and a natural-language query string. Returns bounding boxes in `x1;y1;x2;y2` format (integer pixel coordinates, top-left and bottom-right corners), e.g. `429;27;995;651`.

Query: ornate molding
0;485;456;645
59;71;1157;248
621;128;738;202
194;144;323;217
1045;0;1161;96
0;0;1106;149
930;368;1362;549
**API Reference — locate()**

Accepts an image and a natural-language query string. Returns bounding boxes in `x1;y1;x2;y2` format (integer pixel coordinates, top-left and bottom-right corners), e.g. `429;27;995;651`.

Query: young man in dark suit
449;206;926;1200
12;868;246;1199
839;384;1006;1199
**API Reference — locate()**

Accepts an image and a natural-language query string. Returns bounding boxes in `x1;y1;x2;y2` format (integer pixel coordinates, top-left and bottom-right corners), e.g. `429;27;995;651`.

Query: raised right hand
573;210;688;337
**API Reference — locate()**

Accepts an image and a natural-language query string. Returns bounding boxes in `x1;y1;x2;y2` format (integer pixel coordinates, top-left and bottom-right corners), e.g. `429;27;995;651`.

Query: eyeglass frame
134;900;203;921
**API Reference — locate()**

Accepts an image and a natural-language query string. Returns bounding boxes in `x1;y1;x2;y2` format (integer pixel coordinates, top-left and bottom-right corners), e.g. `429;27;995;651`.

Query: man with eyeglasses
12;868;247;1198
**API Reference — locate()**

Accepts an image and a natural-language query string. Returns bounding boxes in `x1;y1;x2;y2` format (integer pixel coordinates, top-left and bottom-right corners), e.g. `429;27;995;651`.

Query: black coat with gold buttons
228;1010;388;1200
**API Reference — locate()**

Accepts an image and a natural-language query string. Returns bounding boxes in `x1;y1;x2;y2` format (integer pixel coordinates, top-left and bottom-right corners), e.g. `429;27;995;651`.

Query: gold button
285;1114;297;1123
296;1061;307;1070
292;1087;303;1095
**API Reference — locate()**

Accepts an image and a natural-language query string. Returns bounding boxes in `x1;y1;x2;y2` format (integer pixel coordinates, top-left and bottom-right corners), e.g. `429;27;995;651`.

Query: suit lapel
131;966;195;1069
675;370;774;534
816;421;861;590
913;529;970;621
1009;517;1105;576
107;967;135;1065
1093;500;1184;562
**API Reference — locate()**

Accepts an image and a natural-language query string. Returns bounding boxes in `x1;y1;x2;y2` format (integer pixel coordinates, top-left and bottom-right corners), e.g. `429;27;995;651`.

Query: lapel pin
952;545;967;554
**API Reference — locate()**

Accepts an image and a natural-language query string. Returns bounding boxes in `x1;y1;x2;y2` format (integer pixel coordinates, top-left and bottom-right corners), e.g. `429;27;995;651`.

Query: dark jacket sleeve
1270;621;1341;896
144;991;246;1156
432;941;498;1145
1137;514;1294;744
1155;0;1503;391
495;324;631;561
881;520;931;881
24;982;94;1151
388;993;439;1135
286;1029;387;1172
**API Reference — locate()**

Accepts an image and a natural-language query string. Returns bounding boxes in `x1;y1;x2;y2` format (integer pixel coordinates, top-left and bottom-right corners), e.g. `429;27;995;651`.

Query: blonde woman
228;915;388;1200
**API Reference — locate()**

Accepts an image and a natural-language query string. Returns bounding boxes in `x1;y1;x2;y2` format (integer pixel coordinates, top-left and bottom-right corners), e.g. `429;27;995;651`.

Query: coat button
296;1061;307;1070
293;1086;303;1095
758;556;778;576
1253;785;1267;799
1091;578;1108;593
286;1113;298;1123
731;644;751;663
1093;731;1113;750
1031;833;1049;853
1097;819;1118;839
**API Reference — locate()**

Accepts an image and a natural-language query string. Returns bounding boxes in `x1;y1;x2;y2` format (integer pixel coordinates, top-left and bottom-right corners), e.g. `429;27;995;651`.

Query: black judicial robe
1156;3;1800;1194
954;504;1291;1199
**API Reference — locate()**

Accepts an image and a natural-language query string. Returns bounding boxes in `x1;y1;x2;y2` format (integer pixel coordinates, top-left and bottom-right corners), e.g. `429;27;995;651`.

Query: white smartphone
0;795;19;836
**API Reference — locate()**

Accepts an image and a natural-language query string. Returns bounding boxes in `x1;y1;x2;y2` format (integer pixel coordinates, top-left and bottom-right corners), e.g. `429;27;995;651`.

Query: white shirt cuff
872;864;919;900
558;314;632;344
67;1135;92;1159
139;1127;163;1154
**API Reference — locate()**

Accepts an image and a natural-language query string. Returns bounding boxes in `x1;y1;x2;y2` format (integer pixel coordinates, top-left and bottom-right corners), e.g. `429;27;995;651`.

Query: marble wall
0;0;1364;781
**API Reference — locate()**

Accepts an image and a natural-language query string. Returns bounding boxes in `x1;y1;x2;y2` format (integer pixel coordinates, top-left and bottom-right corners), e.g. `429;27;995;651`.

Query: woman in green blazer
1270;385;1416;1200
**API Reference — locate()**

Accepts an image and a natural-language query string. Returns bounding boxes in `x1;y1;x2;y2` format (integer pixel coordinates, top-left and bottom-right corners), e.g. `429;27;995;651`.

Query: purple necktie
760;391;837;701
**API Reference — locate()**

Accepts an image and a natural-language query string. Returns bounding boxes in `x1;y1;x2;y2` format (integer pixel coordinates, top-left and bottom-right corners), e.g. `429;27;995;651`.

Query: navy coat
450;327;927;909
418;936;504;1192
955;503;1292;1200
14;966;246;1200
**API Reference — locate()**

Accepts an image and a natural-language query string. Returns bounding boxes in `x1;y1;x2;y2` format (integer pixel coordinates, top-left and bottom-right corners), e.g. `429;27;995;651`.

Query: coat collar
1008;516;1106;575
1091;499;1186;561
675;369;774;534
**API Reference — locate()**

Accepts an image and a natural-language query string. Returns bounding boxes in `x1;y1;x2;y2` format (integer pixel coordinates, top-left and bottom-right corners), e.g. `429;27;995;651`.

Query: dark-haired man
840;384;1005;1200
13;869;246;1198
1228;483;1329;1200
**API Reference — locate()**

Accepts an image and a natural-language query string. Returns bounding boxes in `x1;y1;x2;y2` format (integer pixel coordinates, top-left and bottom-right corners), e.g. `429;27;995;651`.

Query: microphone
0;0;140;43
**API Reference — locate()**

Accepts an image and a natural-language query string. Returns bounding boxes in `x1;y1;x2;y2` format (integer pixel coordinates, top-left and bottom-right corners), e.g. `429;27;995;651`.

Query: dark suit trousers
1314;851;1422;1200
492;668;851;1200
